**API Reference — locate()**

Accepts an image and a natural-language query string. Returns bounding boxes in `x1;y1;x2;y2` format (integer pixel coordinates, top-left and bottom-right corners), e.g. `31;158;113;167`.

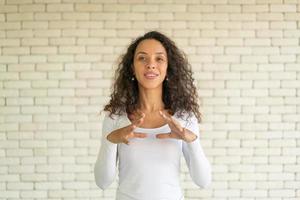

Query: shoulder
102;111;127;126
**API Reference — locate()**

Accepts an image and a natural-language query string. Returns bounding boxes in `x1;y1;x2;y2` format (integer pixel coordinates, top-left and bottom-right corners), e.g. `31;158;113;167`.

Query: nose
146;58;156;69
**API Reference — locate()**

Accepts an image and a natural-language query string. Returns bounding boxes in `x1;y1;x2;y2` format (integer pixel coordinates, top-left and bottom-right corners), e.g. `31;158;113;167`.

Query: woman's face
132;39;168;90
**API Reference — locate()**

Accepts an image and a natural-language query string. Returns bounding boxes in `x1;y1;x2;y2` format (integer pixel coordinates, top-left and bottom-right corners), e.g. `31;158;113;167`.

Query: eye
157;57;164;62
138;56;146;61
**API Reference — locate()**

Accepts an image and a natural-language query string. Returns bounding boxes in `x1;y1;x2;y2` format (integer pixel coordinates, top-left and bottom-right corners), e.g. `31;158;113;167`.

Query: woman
94;31;211;200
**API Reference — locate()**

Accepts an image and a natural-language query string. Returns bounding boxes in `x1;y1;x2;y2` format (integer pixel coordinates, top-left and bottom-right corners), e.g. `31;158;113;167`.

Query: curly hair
103;31;201;123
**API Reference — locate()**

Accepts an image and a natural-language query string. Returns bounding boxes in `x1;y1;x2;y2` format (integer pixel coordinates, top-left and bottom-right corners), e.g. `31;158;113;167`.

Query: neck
137;87;164;113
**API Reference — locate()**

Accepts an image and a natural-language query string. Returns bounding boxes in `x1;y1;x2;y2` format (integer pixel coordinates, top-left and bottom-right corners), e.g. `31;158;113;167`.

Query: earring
131;76;135;81
165;77;169;81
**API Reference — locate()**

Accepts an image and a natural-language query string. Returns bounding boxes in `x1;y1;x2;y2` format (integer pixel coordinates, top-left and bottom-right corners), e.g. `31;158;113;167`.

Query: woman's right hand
106;112;147;145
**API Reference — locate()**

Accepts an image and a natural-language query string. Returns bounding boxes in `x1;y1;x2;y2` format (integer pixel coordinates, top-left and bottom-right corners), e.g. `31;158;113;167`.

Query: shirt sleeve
181;112;212;188
94;111;119;190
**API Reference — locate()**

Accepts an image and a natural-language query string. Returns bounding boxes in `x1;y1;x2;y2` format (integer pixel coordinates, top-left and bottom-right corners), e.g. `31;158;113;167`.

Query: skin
107;39;197;145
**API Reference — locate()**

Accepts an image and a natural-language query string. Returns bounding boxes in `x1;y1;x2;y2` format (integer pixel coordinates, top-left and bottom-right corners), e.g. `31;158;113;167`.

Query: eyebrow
136;51;166;55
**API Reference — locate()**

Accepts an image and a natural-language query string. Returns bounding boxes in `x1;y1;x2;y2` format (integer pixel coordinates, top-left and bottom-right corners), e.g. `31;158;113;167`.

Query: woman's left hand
156;110;198;143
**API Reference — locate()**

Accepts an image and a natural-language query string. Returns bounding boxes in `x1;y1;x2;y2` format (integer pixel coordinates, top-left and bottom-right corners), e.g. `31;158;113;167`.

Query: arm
94;112;118;190
182;114;212;188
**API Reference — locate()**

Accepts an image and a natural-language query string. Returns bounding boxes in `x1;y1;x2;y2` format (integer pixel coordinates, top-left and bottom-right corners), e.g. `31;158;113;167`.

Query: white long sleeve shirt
94;111;211;200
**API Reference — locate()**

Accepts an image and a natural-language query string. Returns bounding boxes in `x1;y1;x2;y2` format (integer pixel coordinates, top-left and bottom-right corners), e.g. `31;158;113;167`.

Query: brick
9;165;34;173
0;56;18;63
7;0;32;5
103;4;130;12
6;30;33;38
3;47;30;55
22;21;48;29
0;191;19;198
6;97;33;105
130;4;158;12
20;89;47;97
62;29;88;37
254;80;280;88
0;22;20;30
20;55;47;63
75;3;102;12
243;5;269;12
230;13;256;21
90;12;117;20
22;38;48;46
89;29;116;38
257;30;283;38
33;114;60;122
21;173;47;182
48;71;75;79
146;12;174;21
271;4;297;12
35;97;62;105
47;4;74;12
19;5;45;12
257;13;284;21
4;81;31;88
132;21;159;29
77;21;103;29
270;72;296;80
0;5;18;13
31;46;57;54
243;107;269;115
271;21;297;29
76;71;103;79
35;182;62;190
0;38;20;46
49;105;76;113
8;13;34;21
62;97;88;105
76;89;103;96
48;89;75;96
59;46;85;54
35;12;61;21
0;88;18;96
216;5;241;12
60;80;86;88
21;106;48;114
63;12;89;20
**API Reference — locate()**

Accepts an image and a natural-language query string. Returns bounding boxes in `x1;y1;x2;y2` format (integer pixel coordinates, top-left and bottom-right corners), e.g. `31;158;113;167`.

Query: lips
144;72;159;79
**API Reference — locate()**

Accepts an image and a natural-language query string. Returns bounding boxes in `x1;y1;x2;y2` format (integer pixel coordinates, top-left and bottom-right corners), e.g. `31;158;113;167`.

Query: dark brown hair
103;31;201;122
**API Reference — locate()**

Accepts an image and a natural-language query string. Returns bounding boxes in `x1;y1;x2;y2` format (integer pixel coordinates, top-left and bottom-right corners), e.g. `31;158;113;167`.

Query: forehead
135;39;167;55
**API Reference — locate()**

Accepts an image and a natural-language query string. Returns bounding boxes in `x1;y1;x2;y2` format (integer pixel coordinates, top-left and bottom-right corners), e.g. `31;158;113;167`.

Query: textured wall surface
0;0;300;199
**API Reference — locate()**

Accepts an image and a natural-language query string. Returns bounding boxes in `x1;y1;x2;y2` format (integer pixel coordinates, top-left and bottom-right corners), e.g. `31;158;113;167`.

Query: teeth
145;74;157;77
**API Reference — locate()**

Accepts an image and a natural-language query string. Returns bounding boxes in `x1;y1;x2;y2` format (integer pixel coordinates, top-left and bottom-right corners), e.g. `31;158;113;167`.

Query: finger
159;110;172;123
133;132;147;138
159;110;183;132
132;113;145;126
172;119;183;132
156;133;172;139
156;132;181;140
123;139;130;145
133;117;144;127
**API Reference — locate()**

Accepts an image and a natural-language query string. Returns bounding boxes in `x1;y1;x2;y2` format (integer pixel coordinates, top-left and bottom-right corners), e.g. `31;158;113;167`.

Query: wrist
183;130;198;143
186;135;197;143
106;132;117;144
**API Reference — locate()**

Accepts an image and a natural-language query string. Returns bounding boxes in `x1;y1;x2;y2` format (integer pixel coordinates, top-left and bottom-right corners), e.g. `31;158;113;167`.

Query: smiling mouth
144;73;159;79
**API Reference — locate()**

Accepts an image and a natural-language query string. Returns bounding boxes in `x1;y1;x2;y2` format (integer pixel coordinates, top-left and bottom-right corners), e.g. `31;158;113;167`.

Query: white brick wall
0;0;299;199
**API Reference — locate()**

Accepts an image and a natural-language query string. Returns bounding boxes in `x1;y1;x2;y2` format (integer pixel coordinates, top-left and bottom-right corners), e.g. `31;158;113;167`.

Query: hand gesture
156;110;198;143
106;111;147;145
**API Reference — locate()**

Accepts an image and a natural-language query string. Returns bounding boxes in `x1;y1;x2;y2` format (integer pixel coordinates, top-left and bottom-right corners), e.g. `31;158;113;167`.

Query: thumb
133;132;148;138
156;133;171;139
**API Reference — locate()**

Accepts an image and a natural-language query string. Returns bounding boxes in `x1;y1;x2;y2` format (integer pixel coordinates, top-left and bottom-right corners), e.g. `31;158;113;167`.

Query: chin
138;82;163;90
